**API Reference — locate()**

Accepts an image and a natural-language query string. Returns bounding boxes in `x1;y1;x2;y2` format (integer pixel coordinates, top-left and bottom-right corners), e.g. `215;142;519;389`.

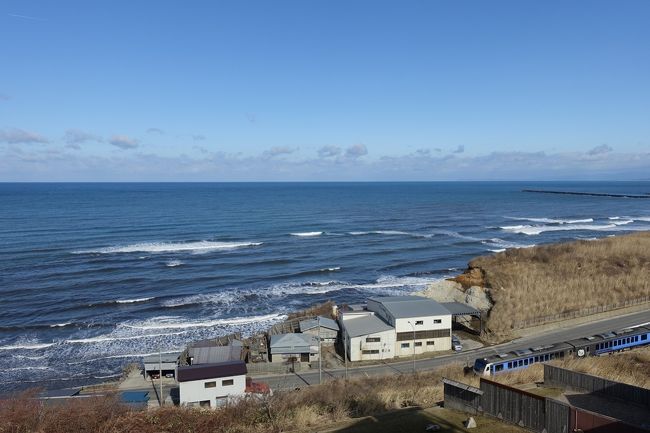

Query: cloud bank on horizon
1;1;649;181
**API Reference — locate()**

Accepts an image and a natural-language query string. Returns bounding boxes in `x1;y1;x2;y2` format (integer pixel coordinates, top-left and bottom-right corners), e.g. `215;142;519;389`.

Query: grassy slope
3;348;648;433
464;232;650;336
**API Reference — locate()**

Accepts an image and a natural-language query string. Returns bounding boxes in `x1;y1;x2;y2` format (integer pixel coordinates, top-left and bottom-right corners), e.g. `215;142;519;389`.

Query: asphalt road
255;309;650;391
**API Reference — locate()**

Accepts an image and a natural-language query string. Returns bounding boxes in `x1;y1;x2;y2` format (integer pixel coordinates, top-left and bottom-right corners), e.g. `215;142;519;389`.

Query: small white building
367;295;452;357
269;333;319;363
339;311;396;362
299;316;340;344
177;361;247;408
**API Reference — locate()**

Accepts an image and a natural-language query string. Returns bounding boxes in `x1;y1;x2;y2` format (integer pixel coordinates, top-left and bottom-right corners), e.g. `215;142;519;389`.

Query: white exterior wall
346;328;396;362
179;374;246;408
394;315;451;357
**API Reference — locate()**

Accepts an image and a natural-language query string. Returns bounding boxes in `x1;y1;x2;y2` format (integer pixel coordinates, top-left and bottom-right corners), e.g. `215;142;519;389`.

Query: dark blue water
1;182;649;391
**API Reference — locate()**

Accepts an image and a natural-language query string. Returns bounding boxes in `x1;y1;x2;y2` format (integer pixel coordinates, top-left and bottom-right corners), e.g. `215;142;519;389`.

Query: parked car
452;335;463;351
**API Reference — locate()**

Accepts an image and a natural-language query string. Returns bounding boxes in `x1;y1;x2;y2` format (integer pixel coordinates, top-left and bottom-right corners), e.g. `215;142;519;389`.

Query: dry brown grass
467;232;650;337
3;349;648;433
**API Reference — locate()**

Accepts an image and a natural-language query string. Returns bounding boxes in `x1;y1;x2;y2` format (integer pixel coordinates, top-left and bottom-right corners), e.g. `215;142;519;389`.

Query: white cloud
0;128;49;144
262;146;298;159
587;144;613;156
452;145;465;154
109;135;139;149
345;143;368;159
318;145;341;158
64;129;102;147
147;128;164;134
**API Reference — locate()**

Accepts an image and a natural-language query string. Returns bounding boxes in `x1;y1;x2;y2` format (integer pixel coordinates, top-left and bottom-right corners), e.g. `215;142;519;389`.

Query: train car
473;342;573;376
474;325;650;376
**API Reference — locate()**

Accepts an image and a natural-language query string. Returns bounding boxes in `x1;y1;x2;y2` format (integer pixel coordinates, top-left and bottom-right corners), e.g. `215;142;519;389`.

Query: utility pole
318;316;322;384
344;325;348;381
408;321;415;374
159;347;164;407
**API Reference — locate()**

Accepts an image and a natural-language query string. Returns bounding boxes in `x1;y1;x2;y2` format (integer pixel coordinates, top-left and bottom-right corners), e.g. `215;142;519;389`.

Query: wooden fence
544;364;650;409
442;378;483;414
480;378;546;432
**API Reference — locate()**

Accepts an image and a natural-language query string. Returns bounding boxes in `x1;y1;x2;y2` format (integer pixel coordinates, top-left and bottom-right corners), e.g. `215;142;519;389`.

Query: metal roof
341;314;394;338
177;360;247;382
299;316;340;332
440;301;482;316
121;391;149;403
270;333;318;353
368;295;450;318
143;352;181;364
443;378;483;395
189;345;242;364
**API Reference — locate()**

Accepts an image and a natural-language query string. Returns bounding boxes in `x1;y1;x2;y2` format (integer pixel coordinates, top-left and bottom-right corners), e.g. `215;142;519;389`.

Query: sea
1;182;649;392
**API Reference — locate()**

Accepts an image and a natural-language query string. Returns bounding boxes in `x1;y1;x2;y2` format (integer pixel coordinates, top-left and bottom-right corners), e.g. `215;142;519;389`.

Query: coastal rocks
450;266;486;289
416;279;493;312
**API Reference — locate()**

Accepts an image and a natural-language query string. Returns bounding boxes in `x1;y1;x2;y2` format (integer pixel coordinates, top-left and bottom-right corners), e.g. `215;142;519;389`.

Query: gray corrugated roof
441;301;482;316
299;316;340;332
143;352;181;364
270;333;318;353
189;345;242;364
341;314;394;338
368;295;450;318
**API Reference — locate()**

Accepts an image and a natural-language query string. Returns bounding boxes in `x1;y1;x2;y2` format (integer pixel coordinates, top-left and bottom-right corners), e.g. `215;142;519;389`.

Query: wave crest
72;240;262;254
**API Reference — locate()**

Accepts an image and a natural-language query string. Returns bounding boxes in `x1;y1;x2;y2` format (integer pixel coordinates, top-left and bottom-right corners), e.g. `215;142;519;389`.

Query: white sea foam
50;322;72;328
349;230;433;238
166;260;184;267
611;219;634;226
290;231;323;237
505;216;594;224
488;248;506;253
0;342;55;350
482;238;535;250
115;297;154;304
122;313;287;330
501;223;617;235
73;240;262;254
7;366;50;371
65;330;188;344
320;266;341;272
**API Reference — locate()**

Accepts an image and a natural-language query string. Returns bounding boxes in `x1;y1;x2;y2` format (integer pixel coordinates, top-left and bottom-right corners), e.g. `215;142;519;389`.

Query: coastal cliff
419;231;650;339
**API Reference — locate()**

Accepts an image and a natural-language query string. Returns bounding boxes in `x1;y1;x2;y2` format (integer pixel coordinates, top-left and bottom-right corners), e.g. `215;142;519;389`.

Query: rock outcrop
416;278;492;312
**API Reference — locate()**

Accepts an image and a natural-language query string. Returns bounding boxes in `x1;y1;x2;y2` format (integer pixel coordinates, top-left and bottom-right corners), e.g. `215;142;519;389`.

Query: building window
362;349;379;354
397;329;450;341
366;337;380;343
415;320;423;325
426;341;435;346
222;379;234;386
199;400;211;408
433;319;442;324
401;343;410;348
414;342;422;347
204;381;216;388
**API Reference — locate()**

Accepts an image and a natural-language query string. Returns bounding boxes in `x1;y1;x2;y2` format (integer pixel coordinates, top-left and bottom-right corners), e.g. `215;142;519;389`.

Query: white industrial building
367;295;452;357
177;360;247;408
339;311;395;362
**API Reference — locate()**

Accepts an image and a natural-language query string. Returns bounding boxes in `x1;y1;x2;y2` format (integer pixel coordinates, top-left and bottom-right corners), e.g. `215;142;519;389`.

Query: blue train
473;324;650;376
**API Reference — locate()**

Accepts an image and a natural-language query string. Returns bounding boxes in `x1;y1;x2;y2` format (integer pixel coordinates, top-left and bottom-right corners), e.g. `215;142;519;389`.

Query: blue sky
1;1;649;181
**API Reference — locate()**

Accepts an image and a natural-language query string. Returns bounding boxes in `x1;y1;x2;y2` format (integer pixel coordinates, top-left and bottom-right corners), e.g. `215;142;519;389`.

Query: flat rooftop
368;295;450;318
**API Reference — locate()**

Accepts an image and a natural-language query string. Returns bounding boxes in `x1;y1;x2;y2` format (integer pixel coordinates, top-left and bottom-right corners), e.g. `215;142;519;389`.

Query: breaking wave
115;297;155;304
166;260;184;267
349;230;433;238
500;223;618;235
0;342;55;351
122;313;287;330
482;238;536;250
72;240;262;254
290;231;323;237
505;216;594;224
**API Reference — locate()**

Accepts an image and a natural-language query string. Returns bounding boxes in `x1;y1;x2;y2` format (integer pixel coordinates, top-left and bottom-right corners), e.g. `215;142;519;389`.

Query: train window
495;364;504;372
642;335;647;341
627;338;630;344
507;362;512;368
524;359;529;366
